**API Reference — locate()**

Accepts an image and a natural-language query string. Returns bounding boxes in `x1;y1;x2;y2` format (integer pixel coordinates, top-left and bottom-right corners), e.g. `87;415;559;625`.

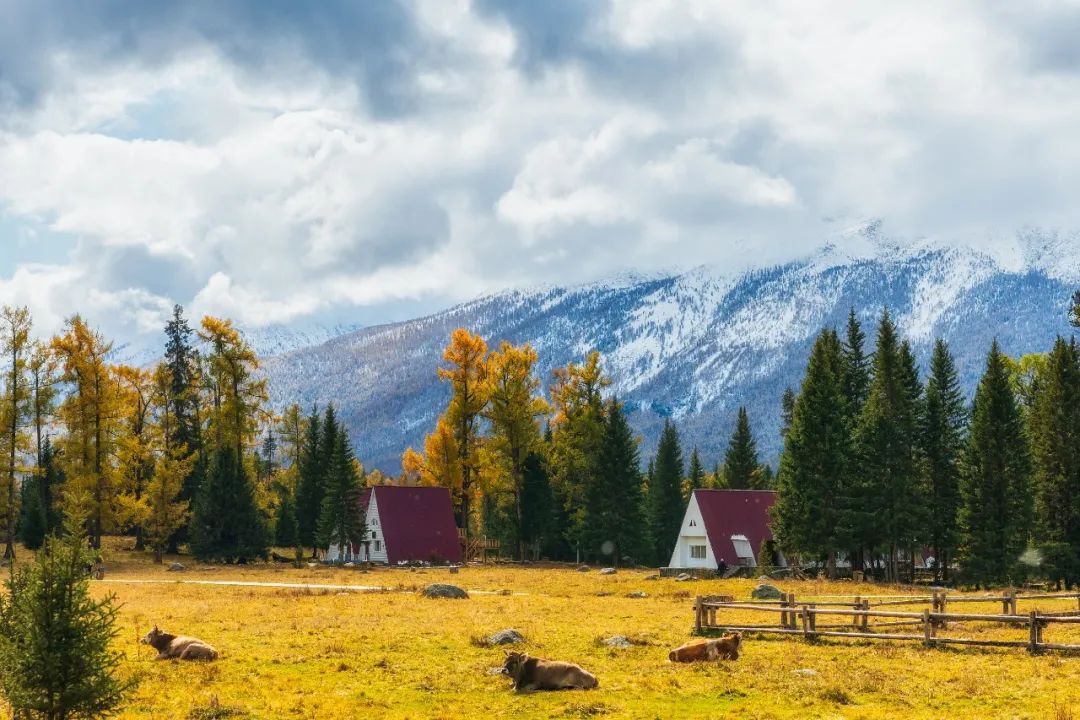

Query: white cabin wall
667;494;718;569
365;491;389;564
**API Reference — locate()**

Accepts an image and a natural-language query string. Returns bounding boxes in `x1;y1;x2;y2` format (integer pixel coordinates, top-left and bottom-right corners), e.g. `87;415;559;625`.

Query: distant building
667;489;783;570
325;485;462;565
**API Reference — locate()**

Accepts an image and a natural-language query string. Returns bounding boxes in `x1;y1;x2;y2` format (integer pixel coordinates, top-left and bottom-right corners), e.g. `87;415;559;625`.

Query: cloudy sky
3;1;1080;345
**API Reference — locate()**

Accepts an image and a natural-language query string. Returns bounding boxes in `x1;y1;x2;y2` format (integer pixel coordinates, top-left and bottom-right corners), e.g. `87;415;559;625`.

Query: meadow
11;543;1080;720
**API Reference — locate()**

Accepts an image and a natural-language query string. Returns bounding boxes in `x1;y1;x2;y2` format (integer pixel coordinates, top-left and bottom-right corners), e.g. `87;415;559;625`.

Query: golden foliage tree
482;341;549;560
198;316;268;457
51;315;123;549
0;306;32;559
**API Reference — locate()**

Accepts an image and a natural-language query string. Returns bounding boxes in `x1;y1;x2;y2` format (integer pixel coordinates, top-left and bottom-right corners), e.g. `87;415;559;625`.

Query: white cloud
3;1;1080;346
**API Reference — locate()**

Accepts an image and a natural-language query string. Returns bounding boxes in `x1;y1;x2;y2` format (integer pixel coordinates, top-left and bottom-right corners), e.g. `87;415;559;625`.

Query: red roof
693;489;776;565
366;486;462;564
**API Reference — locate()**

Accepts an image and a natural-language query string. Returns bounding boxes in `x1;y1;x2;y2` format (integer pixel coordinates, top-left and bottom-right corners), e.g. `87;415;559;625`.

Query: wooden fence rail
695;595;1080;653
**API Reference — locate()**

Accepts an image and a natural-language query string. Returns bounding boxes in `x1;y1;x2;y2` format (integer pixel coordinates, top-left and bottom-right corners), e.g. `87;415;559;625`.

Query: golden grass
7;541;1080;719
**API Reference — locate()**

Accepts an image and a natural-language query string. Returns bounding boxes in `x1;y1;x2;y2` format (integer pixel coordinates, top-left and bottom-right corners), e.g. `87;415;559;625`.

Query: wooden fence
695;591;1080;652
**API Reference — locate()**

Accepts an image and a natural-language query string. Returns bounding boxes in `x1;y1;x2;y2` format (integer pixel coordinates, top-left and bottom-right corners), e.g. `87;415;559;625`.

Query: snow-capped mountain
262;231;1080;474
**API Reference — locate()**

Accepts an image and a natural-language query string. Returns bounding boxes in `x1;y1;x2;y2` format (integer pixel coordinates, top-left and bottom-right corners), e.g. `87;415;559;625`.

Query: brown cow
141;626;219;661
668;632;741;662
502;651;599;691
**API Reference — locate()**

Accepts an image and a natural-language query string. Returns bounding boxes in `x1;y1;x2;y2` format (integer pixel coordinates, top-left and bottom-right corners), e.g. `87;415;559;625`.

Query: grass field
7;542;1080;719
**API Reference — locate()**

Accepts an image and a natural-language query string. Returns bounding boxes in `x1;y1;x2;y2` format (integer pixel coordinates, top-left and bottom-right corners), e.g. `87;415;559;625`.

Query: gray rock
167;562;186;572
675;573;697;582
644;574;660;581
599;567;617;575
577;565;591;572
751;583;783;600
488;629;525;646
344;562;355;568
421;583;469;599
449;566;460;574
626;591;648;599
602;636;632;648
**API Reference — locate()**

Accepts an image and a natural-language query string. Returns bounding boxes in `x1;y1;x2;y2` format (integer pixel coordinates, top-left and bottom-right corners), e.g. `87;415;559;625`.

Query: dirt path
101;577;523;596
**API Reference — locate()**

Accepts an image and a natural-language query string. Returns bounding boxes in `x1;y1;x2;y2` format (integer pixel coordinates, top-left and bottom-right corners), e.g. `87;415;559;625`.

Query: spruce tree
841;308;871;417
0;513;133;719
275;492;299;549
773;329;849;575
851;311;922;581
520;451;554;560
1030;336;1080;586
686;447;705;496
190;448;270;563
959;340;1032;586
780;387;796;438
1071;289;1080;328
295;407;332;552
17;476;47;550
315;431;366;561
724;407;761;489
921;339;966;582
649;419;685;566
585;400;648;566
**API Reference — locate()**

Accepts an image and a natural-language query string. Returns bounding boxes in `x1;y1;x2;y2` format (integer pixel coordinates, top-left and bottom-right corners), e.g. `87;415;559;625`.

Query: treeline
0;305;367;564
774;300;1080;587
402;330;772;566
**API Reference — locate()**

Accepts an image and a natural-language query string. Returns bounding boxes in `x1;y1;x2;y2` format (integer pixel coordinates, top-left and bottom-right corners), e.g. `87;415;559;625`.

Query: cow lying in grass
502;651;598;691
668;632;741;662
141;626;219;661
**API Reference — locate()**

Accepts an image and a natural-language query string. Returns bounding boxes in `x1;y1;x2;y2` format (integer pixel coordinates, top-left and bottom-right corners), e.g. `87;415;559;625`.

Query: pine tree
921;339;966;582
1071;289;1080;328
315;431;366;560
649;419;685;566
0;512;133;719
1;305;32;560
190;448;269;563
959;340;1032;586
162;306;203;516
686;447;705;497
1029;336;1080;586
724;407;761;489
17;476;47;550
841;308;871;417
780;388;796;438
295;408;329;552
773;329;849;575
520;451;554;560
142;451;193;564
275;492;299;549
850;311;922;581
585;400;648;566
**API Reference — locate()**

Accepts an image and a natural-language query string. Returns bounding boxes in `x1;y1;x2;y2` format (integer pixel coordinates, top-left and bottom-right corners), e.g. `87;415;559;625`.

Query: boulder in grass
577;565;591;572
602;636;632;649
599;567;617;575
675;573;697;582
167;562;186;572
421;583;469;599
488;629;525;646
626;591;648;599
751;583;783;600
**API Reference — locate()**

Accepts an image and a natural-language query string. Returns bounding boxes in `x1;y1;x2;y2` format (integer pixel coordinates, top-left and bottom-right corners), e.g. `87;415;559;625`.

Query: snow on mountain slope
262;240;1079;474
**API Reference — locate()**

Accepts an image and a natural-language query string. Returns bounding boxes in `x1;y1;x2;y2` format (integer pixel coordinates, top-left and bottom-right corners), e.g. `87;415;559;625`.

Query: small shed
325;485;462;565
667;489;781;570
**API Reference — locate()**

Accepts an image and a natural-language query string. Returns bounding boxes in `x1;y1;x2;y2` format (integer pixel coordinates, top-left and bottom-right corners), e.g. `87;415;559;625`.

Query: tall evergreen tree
586;400;648;566
274;492;299;549
162;305;204;511
921;339;966;582
773;329;849;576
520;451;555;560
649;419;685;566
724;407;761;489
780;387;796;438
17;475;47;550
295;407;331;552
315;431;366;560
841;308;871;417
850;311;922;581
1029;336;1080;586
190;448;269;562
958;340;1032;586
686;447;705;496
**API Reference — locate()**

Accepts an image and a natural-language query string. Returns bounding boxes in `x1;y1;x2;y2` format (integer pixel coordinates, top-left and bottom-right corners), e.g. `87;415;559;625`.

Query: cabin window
690;545;707;559
371;531;377;539
731;534;755;565
689;519;697;527
375;541;381;552
372;518;378;526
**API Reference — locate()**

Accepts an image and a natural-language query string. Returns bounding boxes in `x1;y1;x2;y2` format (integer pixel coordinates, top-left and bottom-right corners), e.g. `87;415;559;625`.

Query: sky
3;0;1080;346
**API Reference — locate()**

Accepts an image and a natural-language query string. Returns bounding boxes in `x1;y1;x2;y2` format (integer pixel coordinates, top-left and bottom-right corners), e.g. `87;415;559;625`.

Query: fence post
809;604;817;637
800;605;809;639
779;592;789;630
695;597;703;633
853;595;861;630
788;594;798;629
1010;589;1018;616
922;609;932;644
1002;590;1010;616
1028;610;1039;653
862;599;870;631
